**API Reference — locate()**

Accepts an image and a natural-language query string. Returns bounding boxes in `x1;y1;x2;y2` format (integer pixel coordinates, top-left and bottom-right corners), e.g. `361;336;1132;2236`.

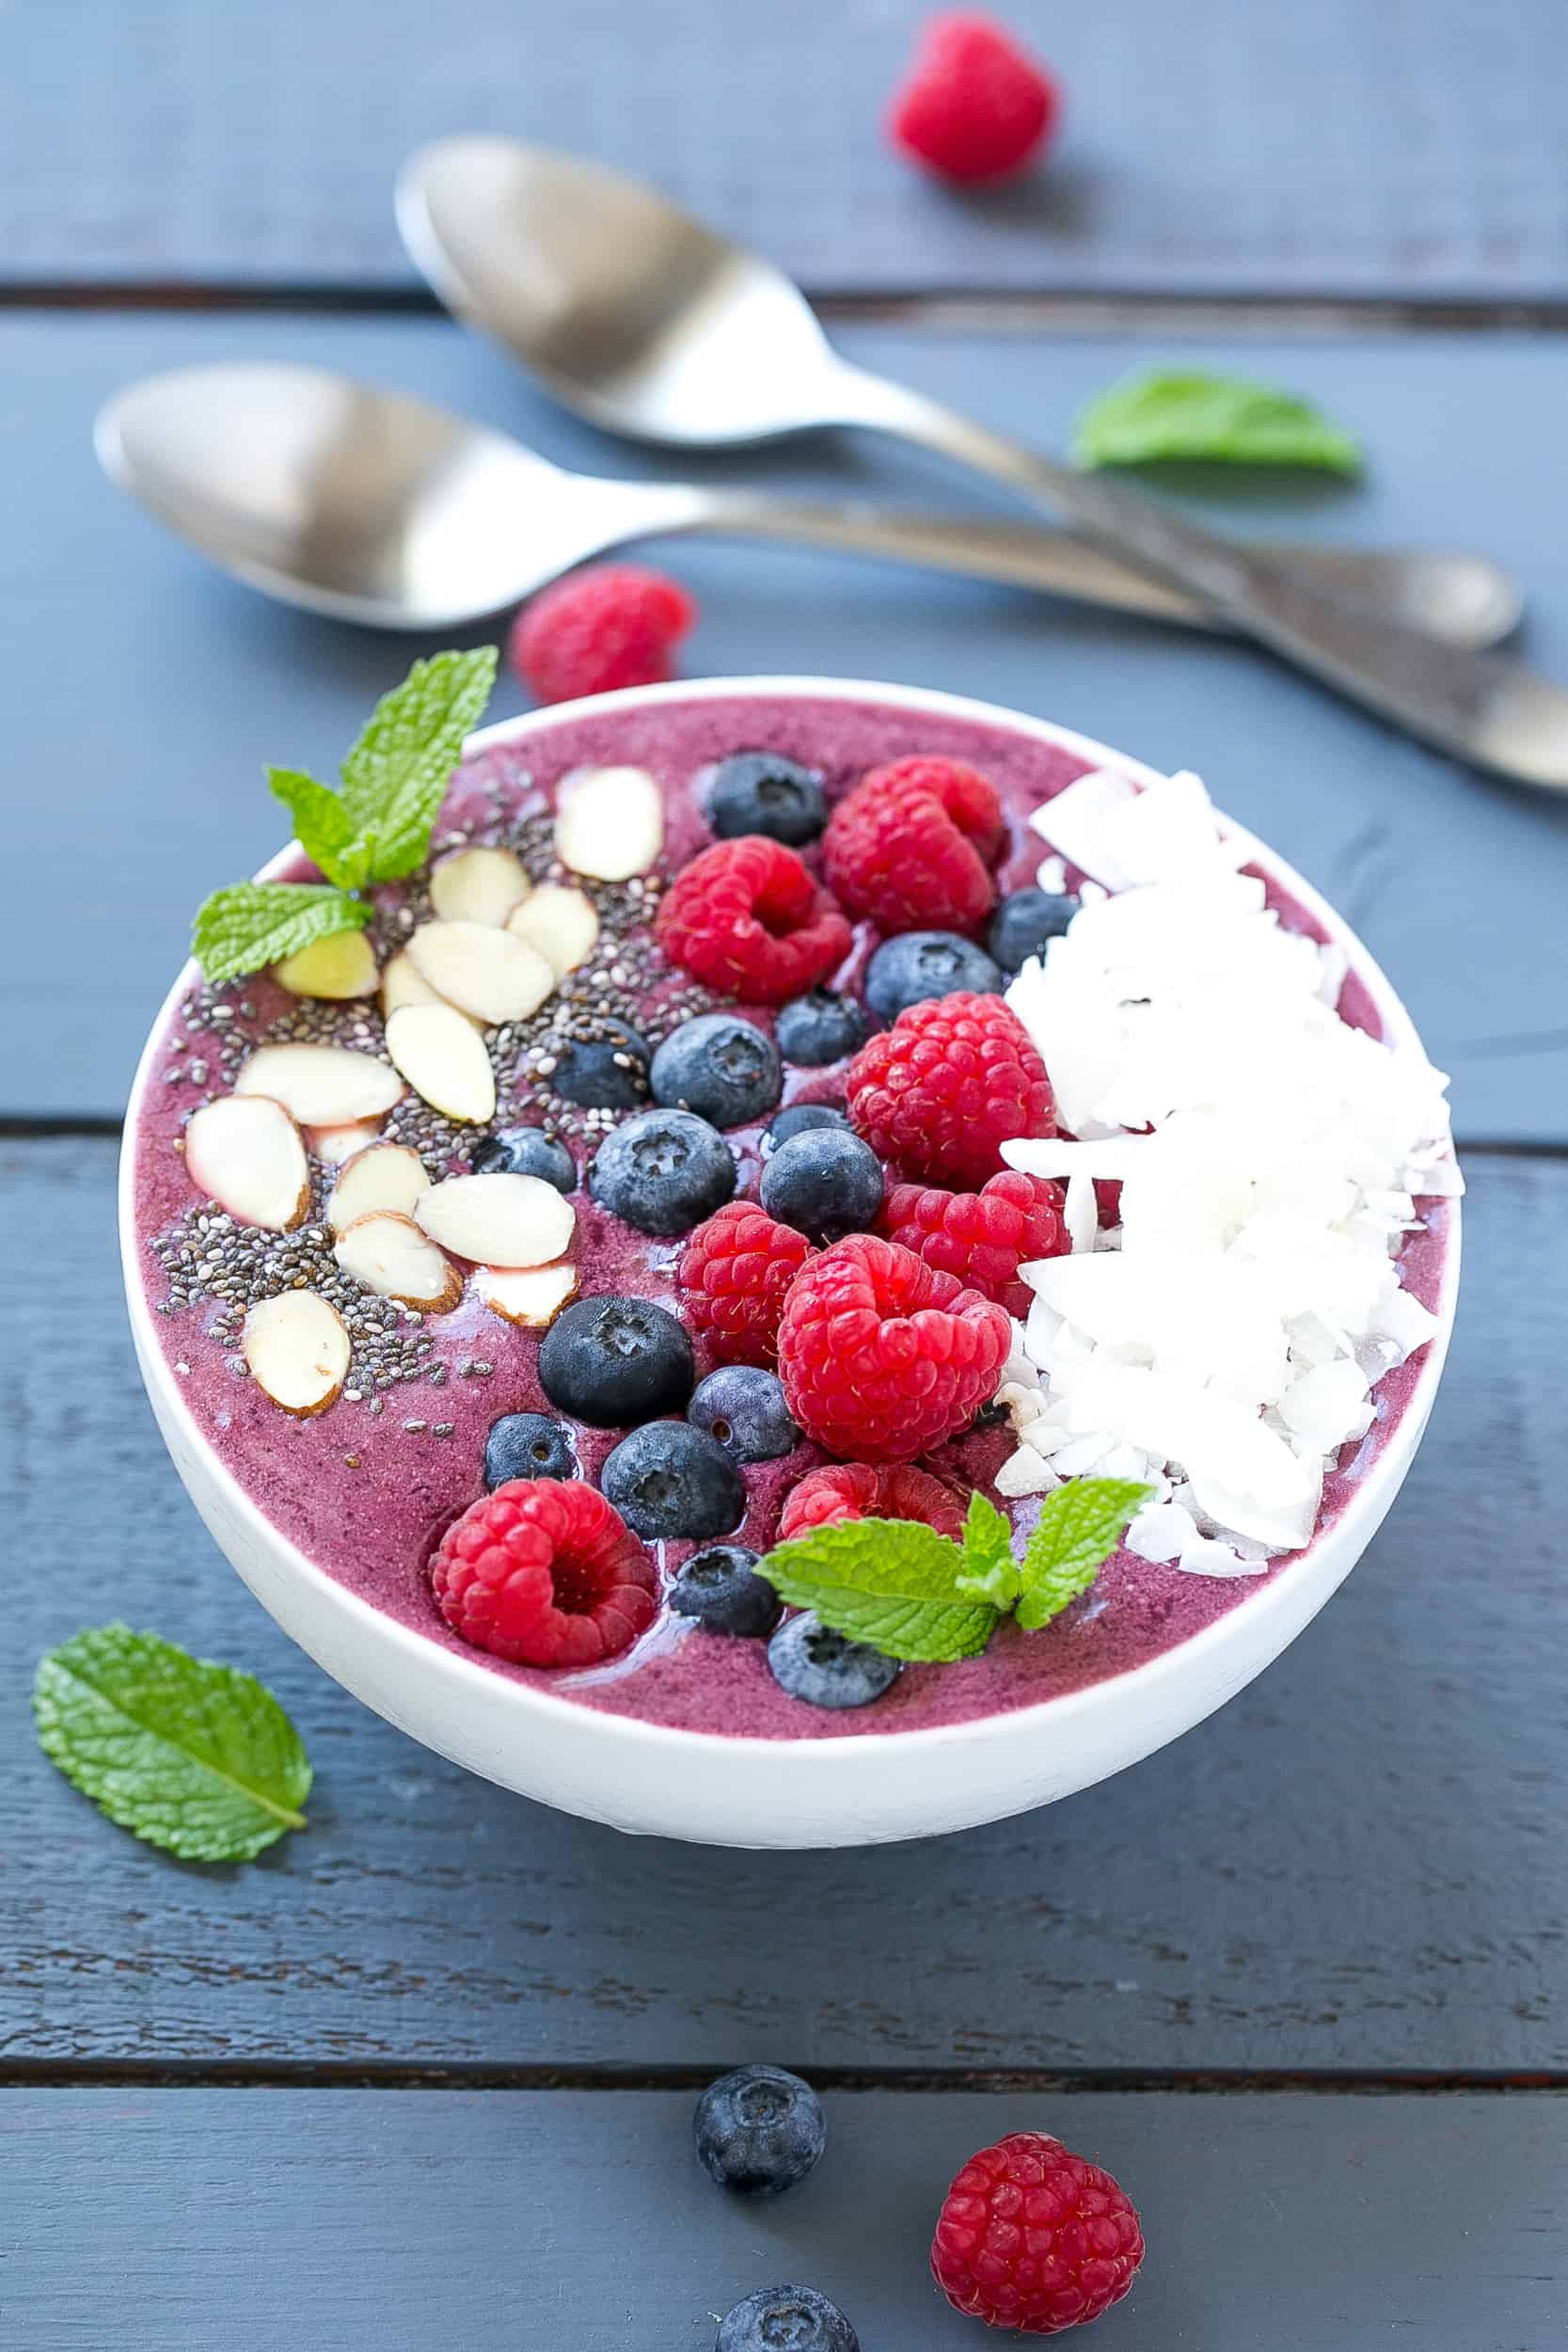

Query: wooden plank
2;2088;1563;2348
3;1137;1563;2072
7;309;1568;1133
8;1;1568;299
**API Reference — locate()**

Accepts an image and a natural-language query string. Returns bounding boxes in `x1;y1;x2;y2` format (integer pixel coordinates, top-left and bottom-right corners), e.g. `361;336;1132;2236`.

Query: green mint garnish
190;646;499;984
34;1626;312;1863
758;1477;1150;1663
1072;371;1362;476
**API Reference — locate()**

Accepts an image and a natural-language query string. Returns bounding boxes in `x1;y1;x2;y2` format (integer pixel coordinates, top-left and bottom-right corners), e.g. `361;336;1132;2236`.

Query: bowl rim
120;673;1462;1764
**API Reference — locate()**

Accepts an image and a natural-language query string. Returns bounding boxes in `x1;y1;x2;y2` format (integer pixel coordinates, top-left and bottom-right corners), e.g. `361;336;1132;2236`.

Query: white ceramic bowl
121;677;1459;1848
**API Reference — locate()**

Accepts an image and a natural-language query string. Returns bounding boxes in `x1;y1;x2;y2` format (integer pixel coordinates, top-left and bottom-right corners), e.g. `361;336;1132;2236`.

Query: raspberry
931;2130;1144;2336
890;14;1060;184
778;1461;969;1543
882;1169;1068;1318
847;993;1055;1189
657;836;852;1005
677;1200;815;1366
777;1234;1010;1463
430;1478;657;1667
508;563;695;705
822;755;1003;936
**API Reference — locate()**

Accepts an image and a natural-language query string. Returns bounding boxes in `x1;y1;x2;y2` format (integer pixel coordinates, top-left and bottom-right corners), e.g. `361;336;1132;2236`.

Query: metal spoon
397;135;1568;788
96;363;1519;652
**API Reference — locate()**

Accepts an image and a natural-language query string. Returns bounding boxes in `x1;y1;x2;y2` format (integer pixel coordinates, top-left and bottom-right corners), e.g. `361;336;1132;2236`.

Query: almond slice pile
185;1094;310;1231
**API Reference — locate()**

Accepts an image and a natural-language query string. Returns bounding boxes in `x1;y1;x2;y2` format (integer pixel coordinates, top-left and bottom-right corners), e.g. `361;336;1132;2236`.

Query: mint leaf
338;646;499;882
1014;1478;1151;1632
267;767;370;890
1073;372;1362;475
955;1489;1021;1610
34;1626;311;1863
758;1518;998;1663
191;881;368;985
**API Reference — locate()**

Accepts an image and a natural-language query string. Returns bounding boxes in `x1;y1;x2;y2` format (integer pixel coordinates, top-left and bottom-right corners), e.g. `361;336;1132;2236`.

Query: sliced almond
414;1171;575;1267
185;1094;309;1230
327;1142;431;1234
274;928;378;1000
384;1004;496;1123
429;844;530;928
407;920;555;1025
334;1211;463;1312
242;1290;350;1415
507;882;599;979
235;1042;403;1126
379;946;485;1032
309;1118;385;1168
554;765;663;881
474;1261;579;1329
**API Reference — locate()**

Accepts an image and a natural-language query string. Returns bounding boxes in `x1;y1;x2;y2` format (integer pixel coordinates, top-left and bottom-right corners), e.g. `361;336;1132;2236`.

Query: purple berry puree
131;691;1450;1740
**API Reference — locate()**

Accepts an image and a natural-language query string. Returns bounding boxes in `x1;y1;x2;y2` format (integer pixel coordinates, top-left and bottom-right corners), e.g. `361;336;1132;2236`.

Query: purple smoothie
131;691;1449;1740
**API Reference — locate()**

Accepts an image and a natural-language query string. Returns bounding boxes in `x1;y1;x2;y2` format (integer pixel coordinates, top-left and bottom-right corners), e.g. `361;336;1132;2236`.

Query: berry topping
657;835;851;1005
483;1411;577;1489
675;1200;815;1368
759;1126;885;1245
507;563;696;706
689;1364;801;1462
767;1613;902;1710
538;1293;694;1425
549;1020;653;1110
821;755;1003;936
777;1233;1011;1461
890;14;1060;184
882;1168;1069;1318
471;1127;578;1193
589;1107;736;1235
777;1461;969;1544
695;2065;827;2195
650;1012;784;1128
774;988;869;1067
600;1421;746;1541
707;752;827;846
864;929;1003;1019
429;1478;657;1667
718;2285;858;2352
930;2129;1144;2335
989;885;1079;974
847;991;1055;1189
764;1101;851;1154
669;1544;784;1639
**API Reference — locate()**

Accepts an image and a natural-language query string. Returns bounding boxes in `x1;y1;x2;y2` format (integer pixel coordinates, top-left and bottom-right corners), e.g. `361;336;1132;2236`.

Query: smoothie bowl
120;674;1461;1847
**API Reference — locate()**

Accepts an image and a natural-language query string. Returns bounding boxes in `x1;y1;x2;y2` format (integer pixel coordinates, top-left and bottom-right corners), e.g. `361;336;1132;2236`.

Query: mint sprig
1073;371;1362;475
34;1625;311;1864
758;1477;1150;1663
190;646;499;984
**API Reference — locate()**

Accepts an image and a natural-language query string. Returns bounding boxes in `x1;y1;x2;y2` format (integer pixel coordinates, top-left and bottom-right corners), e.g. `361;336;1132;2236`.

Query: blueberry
550;1020;653;1110
670;1546;784;1639
716;2287;858;2352
694;2066;827;2195
589;1109;736;1236
774;989;867;1068
689;1366;800;1463
864;930;1002;1019
600;1422;746;1541
707;753;826;846
759;1128;883;1244
763;1102;849;1156
651;1014;783;1128
989;886;1079;974
483;1411;576;1487
470;1127;577;1193
767;1614;901;1709
538;1294;693;1425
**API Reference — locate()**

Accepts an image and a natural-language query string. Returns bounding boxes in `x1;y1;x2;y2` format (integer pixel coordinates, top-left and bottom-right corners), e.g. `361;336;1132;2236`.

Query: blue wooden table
3;8;1566;2346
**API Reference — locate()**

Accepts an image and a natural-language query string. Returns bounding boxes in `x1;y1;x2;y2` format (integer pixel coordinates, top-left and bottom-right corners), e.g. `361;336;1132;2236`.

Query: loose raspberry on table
882;1168;1068;1318
889;14;1061;184
931;2130;1144;2336
847;992;1055;1190
822;755;1004;936
779;1461;969;1544
430;1478;657;1667
657;835;852;1005
508;563;696;705
676;1200;816;1367
777;1234;1010;1463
